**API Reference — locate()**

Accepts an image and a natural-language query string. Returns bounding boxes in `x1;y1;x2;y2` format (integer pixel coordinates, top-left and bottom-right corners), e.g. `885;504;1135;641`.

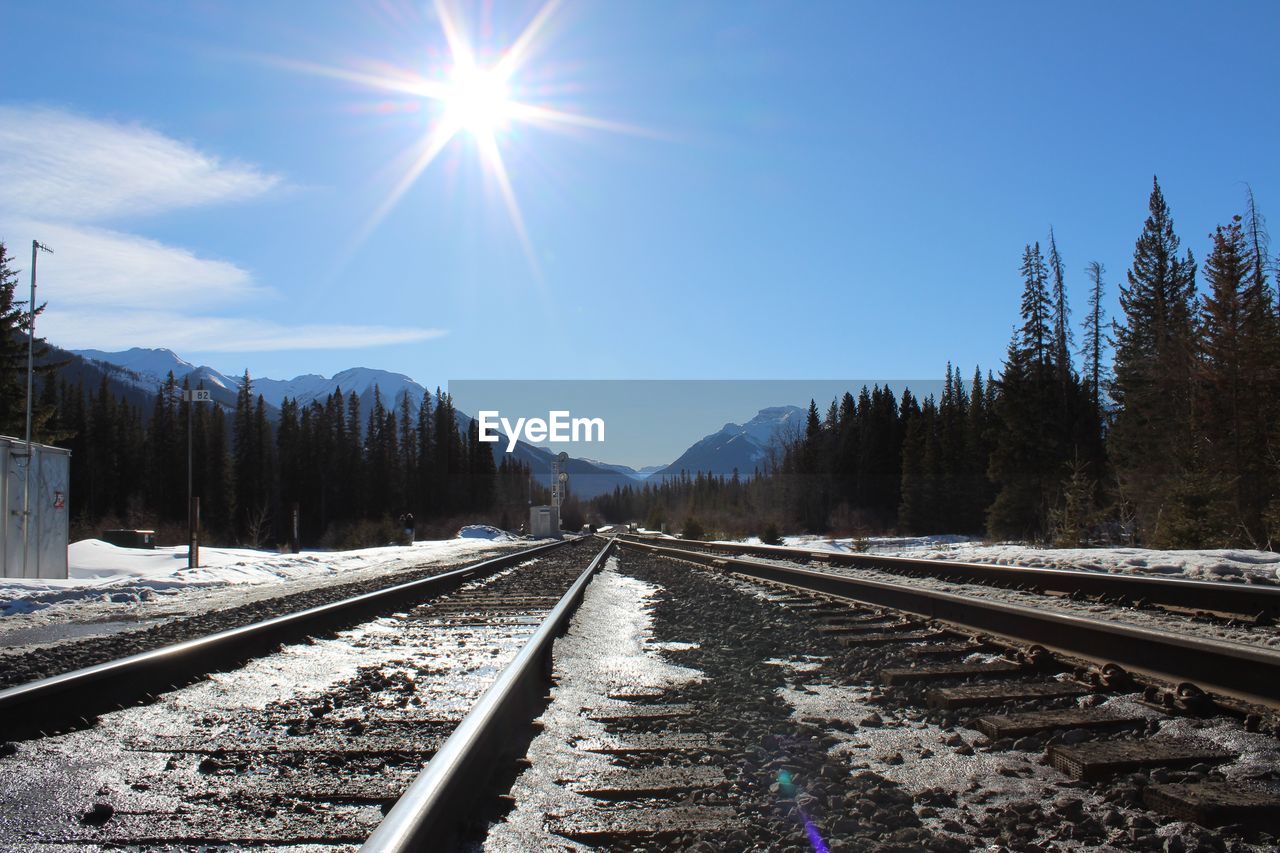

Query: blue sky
2;1;1278;388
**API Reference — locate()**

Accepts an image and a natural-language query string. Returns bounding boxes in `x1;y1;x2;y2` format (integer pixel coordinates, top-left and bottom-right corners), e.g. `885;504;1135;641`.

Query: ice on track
722;535;1280;584
485;556;701;851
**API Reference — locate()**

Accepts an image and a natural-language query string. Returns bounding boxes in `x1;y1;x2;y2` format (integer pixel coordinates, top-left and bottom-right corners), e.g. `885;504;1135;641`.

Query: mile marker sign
183;389;213;402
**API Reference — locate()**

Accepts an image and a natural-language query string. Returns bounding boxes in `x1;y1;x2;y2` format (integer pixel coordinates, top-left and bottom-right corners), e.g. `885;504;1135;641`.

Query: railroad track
616;538;1280;711
385;537;1280;850
0;536;612;848
620;533;1280;621
5;534;1279;849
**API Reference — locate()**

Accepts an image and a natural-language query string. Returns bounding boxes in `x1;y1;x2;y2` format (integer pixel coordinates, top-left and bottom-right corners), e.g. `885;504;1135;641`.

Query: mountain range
644;405;804;482
73;348;425;416
64;347;803;499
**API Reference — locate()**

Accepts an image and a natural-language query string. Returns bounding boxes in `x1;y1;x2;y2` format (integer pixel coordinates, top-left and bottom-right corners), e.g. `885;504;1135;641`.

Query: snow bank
718;534;1280;584
457;524;517;541
927;542;1280;584
725;534;971;553
0;535;523;618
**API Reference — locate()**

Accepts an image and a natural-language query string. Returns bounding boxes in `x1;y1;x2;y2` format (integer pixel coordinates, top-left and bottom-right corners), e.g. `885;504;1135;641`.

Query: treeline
41;370;534;547
0;240;537;550
593;179;1280;549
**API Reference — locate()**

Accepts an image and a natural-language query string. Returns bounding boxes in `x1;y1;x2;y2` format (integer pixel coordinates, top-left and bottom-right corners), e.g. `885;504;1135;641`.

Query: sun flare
444;65;511;136
278;0;648;276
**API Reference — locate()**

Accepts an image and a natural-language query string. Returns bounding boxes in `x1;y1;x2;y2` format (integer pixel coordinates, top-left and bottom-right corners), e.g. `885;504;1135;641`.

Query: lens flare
775;768;830;853
270;0;653;278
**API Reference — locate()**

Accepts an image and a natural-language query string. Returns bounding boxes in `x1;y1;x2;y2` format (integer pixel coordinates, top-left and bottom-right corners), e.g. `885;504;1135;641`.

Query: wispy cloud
0;106;279;221
2;219;261;308
41;309;446;353
0;105;444;354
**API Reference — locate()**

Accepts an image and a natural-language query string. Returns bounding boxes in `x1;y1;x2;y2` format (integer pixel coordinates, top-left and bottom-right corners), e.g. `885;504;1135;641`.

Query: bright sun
285;0;645;276
444;65;511;136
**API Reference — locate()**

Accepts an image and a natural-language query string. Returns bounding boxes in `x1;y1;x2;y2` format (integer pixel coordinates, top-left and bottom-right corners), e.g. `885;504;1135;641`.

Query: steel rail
0;539;569;739
619;538;1280;709
618;534;1280;618
362;537;617;852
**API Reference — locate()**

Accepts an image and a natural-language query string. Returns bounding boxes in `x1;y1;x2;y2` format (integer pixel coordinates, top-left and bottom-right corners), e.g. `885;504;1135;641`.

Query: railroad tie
880;659;1024;685
1047;738;1234;782
1143;781;1280;829
970;707;1146;740
927;680;1089;710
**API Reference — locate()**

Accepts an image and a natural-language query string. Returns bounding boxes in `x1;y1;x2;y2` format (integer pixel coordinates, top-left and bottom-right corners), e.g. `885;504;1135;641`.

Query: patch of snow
719;535;1280;584
0;536;523;622
922;543;1280;584
457;524;517;541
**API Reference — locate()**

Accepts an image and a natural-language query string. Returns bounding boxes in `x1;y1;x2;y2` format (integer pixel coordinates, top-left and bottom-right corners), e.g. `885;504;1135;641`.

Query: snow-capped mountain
646;405;805;482
255;367;427;410
73;347;244;409
71;349;429;414
74;347;195;379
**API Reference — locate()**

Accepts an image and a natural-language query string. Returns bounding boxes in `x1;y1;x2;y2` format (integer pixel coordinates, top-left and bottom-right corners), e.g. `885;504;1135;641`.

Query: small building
103;529;156;549
529;505;561;540
1;435;70;579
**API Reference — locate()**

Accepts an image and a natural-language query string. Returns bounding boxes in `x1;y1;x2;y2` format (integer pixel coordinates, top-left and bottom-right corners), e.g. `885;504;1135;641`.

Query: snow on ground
0;532;532;647
457;524;511;540
721;534;1280;584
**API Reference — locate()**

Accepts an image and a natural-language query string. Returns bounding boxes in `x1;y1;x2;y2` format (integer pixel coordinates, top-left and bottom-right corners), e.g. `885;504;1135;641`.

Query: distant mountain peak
75;346;194;377
646;403;804;482
72;348;434;415
749;405;804;423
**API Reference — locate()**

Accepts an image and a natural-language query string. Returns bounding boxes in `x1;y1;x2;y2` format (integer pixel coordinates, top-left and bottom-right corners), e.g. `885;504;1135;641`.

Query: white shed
529;505;561;540
1;435;70;579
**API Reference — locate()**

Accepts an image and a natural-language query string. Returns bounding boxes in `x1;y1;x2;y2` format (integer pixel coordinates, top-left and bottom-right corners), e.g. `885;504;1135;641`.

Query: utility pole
184;386;212;567
22;240;53;579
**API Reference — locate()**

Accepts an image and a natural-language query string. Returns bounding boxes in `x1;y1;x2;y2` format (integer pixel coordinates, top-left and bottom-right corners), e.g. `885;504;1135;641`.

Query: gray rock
80;802;114;826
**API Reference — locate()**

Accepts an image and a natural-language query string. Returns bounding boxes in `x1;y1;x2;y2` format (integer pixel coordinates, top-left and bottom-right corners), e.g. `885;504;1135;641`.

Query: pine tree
937;364;969;531
988;243;1072;540
1082;261;1108;411
415;392;434;514
796;400;827;531
0;242;57;438
1047;229;1073;386
1199;214;1279;543
963;367;994;531
1051;453;1098;546
899;396;940;533
232;372;274;543
1019;243;1054;371
344;390;364;519
466;419;497;510
431;391;464;511
1238;188;1280;545
398;392;416;496
204;402;233;539
833;391;859;510
1110;177;1199;542
277;397;302;529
